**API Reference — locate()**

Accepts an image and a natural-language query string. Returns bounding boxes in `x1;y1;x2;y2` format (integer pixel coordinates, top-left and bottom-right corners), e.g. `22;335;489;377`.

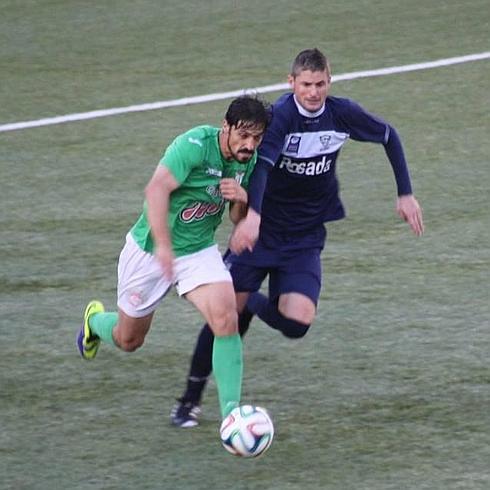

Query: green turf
1;1;490;489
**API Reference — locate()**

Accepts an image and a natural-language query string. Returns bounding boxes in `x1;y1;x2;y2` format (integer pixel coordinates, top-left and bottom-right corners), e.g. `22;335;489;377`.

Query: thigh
229;261;269;294
174;244;232;296
269;247;322;306
185;281;238;336
227;239;277;293
276;248;322;324
224;248;269;312
175;245;238;335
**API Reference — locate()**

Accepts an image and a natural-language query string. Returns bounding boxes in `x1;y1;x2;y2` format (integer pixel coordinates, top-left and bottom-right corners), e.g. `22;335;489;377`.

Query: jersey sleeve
246;159;272;213
159;130;205;184
338;98;413;195
337;99;390;144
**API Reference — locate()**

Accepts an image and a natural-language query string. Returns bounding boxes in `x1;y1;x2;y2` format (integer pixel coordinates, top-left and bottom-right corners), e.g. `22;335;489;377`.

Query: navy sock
181;312;253;405
181;323;213;405
247;292;310;338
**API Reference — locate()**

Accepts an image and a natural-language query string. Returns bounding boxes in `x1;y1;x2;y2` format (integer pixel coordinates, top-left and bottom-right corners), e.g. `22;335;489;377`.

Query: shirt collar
293;94;326;118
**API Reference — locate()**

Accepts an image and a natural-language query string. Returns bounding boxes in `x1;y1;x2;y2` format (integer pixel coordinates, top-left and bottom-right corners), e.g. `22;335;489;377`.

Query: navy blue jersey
256;93;393;246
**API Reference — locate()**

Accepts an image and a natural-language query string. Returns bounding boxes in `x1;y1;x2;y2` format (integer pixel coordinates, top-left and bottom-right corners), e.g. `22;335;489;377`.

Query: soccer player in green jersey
77;95;270;421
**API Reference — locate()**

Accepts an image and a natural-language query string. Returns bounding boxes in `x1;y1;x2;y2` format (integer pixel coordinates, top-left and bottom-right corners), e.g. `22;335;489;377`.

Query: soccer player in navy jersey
171;48;424;427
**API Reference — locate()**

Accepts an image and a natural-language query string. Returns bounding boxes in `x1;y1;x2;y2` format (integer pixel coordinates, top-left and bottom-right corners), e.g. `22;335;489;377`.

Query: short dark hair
291;48;331;77
225;95;271;130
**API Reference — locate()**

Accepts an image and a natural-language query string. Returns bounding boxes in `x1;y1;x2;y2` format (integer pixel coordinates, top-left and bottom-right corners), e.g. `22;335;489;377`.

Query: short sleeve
159;131;205;184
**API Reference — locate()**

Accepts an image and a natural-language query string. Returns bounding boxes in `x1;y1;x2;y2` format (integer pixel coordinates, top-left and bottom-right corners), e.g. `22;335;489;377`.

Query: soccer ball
219;405;274;458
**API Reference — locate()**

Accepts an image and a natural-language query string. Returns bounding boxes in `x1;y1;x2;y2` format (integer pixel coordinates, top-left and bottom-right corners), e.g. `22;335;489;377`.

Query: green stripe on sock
212;334;243;418
89;312;117;345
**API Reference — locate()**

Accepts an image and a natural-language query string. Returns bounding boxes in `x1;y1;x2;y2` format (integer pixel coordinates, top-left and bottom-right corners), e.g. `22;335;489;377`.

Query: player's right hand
220;178;247;203
155;245;175;281
396;194;424;236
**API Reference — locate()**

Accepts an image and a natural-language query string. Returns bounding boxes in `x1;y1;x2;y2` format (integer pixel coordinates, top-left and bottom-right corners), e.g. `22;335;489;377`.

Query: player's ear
221;119;230;135
287;74;295;89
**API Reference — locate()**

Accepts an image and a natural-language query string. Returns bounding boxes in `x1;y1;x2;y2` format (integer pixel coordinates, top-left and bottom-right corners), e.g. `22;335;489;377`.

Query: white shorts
117;233;232;318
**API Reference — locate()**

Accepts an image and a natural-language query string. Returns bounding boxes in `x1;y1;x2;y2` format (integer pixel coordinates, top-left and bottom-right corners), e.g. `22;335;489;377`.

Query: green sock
212;334;243;418
89;312;117;345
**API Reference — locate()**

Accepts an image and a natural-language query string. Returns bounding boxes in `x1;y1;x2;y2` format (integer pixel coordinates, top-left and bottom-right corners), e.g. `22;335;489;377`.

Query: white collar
293;94;326;118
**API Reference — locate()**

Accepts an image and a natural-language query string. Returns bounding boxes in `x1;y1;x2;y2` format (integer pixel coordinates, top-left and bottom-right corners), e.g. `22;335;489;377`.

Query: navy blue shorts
226;238;323;305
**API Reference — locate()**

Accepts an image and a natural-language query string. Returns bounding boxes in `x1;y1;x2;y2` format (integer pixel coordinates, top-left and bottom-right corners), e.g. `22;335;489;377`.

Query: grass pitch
1;1;489;489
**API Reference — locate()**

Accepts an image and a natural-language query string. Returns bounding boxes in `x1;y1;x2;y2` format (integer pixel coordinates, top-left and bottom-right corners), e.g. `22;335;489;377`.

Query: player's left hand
396;194;424;236
220;178;247;203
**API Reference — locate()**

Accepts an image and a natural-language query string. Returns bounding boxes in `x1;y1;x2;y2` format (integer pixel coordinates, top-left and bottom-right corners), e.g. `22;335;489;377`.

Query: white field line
1;51;489;133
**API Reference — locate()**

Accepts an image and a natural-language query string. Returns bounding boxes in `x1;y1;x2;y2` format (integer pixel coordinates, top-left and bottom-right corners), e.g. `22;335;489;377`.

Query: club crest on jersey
285;135;301;154
180;201;224;222
234;171;245;185
319;134;331;150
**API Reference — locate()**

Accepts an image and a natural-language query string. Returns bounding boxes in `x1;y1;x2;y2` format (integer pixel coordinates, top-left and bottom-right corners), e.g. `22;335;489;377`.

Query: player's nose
244;137;256;151
309;86;319;97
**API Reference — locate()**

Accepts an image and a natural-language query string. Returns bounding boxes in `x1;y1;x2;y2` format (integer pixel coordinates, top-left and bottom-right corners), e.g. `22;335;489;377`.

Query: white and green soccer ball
219;405;274;458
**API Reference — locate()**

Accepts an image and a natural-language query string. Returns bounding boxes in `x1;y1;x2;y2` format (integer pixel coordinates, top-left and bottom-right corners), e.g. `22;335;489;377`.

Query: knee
116;334;145;352
209;309;238;337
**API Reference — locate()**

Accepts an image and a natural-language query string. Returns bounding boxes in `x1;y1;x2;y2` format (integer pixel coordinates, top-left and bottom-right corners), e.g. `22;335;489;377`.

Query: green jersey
130;125;256;257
